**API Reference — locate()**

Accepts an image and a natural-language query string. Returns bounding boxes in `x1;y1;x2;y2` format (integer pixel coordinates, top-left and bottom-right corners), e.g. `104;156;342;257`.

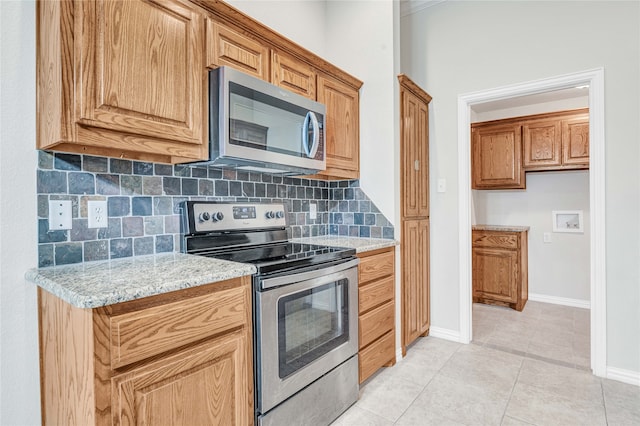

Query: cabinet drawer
358;250;394;284
359;276;394;313
359;330;395;384
109;285;247;369
472;231;519;249
359;301;394;349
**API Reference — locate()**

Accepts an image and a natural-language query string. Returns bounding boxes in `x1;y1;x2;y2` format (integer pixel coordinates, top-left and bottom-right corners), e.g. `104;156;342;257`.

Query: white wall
401;1;640;375
0;1;41;424
473;171;590;303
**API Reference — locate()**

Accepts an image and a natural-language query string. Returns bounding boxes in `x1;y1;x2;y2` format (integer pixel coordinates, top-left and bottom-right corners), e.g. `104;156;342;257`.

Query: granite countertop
473;224;530;232
290;236;398;253
25;253;256;309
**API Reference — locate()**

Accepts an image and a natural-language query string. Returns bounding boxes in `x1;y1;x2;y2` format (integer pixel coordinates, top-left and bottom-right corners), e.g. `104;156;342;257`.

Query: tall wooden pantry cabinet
398;75;432;355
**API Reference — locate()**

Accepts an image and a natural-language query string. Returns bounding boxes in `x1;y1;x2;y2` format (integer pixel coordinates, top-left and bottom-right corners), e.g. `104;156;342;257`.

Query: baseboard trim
429;326;462;343
606;366;640;387
528;293;590;309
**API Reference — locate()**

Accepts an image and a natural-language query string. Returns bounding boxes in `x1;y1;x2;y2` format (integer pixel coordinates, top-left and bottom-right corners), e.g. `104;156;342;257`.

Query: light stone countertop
290;236;398;253
25;252;256;309
473;224;530;232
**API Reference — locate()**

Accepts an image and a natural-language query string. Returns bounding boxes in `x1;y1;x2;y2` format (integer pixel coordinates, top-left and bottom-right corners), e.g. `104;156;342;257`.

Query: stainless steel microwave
200;66;326;175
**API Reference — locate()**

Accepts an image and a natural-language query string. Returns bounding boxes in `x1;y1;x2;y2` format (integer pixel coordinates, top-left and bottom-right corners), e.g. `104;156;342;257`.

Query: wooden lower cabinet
472;228;528;311
357;247;396;383
38;276;254;425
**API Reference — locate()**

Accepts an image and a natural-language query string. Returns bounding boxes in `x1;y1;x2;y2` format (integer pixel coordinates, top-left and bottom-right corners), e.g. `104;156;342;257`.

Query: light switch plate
543;232;552;243
88;200;108;228
437;178;446;193
49;200;72;230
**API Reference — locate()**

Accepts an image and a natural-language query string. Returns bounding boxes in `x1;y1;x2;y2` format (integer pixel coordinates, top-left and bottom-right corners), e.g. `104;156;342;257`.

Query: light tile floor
332;302;640;426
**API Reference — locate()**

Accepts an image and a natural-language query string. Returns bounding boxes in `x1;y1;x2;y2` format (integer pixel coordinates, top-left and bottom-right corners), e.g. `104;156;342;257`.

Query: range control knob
198;212;210;222
275;211;285;219
211;212;224;222
265;211;275;219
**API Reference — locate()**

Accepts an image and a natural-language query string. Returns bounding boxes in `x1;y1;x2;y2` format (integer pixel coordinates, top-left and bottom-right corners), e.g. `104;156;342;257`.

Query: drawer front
359;276;394;313
358;250;394;284
110;285;247;369
359;301;394;349
359;330;395;384
472;231;519;249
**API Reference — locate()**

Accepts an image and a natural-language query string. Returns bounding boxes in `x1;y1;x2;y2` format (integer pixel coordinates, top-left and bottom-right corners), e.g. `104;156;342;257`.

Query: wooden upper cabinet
400;79;430;218
523;109;589;171
562;115;589;166
37;0;207;163
523;119;562;168
206;19;269;79
472;123;525;189
315;75;360;179
271;51;316;99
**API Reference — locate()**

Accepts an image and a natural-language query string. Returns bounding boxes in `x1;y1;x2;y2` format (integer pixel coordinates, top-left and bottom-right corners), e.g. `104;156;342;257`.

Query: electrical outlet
49;200;72;230
309;203;317;220
543;232;552;243
88;200;108;228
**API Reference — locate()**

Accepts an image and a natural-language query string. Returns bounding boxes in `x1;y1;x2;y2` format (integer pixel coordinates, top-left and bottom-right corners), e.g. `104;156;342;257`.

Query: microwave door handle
302;111;320;158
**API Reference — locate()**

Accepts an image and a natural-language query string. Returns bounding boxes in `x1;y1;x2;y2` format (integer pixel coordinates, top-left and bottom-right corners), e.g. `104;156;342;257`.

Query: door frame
456;68;606;377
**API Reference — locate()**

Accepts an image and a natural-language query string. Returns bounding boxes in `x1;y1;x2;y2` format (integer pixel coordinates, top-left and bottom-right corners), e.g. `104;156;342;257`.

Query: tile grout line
600;378;610;425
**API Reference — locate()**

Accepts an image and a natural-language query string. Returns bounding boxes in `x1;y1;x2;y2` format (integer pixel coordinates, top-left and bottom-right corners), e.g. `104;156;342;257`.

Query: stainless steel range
181;201;359;426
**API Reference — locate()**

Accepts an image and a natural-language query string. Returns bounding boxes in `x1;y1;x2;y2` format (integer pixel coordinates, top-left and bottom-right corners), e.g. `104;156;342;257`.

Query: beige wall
401;1;640;374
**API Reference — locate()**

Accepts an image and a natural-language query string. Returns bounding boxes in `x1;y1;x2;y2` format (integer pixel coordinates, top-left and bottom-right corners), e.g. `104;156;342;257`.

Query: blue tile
214;180;229;196
133;161;154;175
38;151;54;169
68;172;95;194
164;215;180;233
134;237;154;256
142;176;163;195
55;242;83;265
255;183;266;198
38;244;54;267
359;226;371;238
222;169;236;180
162;177;181;195
174;165;191;177
155;235;173;253
229;181;242;196
209;168;223;179
84;240;109;262
121;175;142;195
110;238;133;259
266;184;277;198
349;226;359;237
199;179;214;196
122;216;144;237
154;164;173;176
339;201;349;212
37;170;67;193
296;187;305;199
110;159;132;174
108;197;130;217
370;227;382;238
334;213;343;224
38;219;68;243
98;217;122;239
191;167;208;178
333;188;345;200
144;216;164;235
345;188;355;200
70;218;97;241
54;153;81;171
360;201;371;212
365;213;376;226
132;197;152;216
241;182;253;197
83;156;108;173
153;197;173;215
383;227;395;239
96;174;120;195
182;178;198;195
37;195;48;218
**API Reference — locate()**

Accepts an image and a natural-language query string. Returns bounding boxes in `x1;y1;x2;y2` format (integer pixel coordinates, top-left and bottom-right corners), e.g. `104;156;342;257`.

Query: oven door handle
259;258;359;290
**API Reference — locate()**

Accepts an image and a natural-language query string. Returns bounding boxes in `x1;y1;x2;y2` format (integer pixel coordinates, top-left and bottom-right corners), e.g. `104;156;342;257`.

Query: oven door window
277;279;349;378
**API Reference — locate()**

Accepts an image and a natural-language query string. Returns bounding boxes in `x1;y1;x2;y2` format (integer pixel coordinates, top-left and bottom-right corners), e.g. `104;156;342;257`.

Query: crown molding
400;0;446;17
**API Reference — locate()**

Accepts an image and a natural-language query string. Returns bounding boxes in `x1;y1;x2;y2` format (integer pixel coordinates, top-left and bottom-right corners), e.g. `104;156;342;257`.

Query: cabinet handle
414;160;420;171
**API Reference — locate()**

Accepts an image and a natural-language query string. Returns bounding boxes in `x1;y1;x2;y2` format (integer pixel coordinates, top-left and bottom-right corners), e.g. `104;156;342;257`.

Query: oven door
255;258;358;415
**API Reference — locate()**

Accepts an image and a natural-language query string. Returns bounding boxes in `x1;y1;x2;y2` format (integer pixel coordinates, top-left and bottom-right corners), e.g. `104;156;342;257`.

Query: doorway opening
456;69;606;377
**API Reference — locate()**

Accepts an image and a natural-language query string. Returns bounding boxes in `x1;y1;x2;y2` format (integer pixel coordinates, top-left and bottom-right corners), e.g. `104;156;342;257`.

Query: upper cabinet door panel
523;119;562;169
271;51;316;99
401;89;429;218
317;75;360;175
79;0;204;144
562;116;589;166
207;19;269;80
472;123;524;189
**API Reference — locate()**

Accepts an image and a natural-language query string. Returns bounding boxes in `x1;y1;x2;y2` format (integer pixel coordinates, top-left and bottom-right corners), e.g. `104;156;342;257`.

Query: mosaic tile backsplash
37;151;394;267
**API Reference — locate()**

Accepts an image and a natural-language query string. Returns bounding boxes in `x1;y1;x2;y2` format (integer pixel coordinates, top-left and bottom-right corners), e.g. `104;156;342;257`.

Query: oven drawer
359;300;394;349
359;275;394;313
359;250;394;284
359;329;395;383
109;285;247;369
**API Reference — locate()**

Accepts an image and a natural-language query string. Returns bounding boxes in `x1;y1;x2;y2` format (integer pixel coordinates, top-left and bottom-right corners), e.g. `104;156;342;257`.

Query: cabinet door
472;247;518;304
401;88;429;218
472;124;524;189
78;0;204;145
317;75;360;178
112;331;252;426
402;219;430;350
271;51;316;99
206;19;269;80
523;119;562;169
562;116;589;166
